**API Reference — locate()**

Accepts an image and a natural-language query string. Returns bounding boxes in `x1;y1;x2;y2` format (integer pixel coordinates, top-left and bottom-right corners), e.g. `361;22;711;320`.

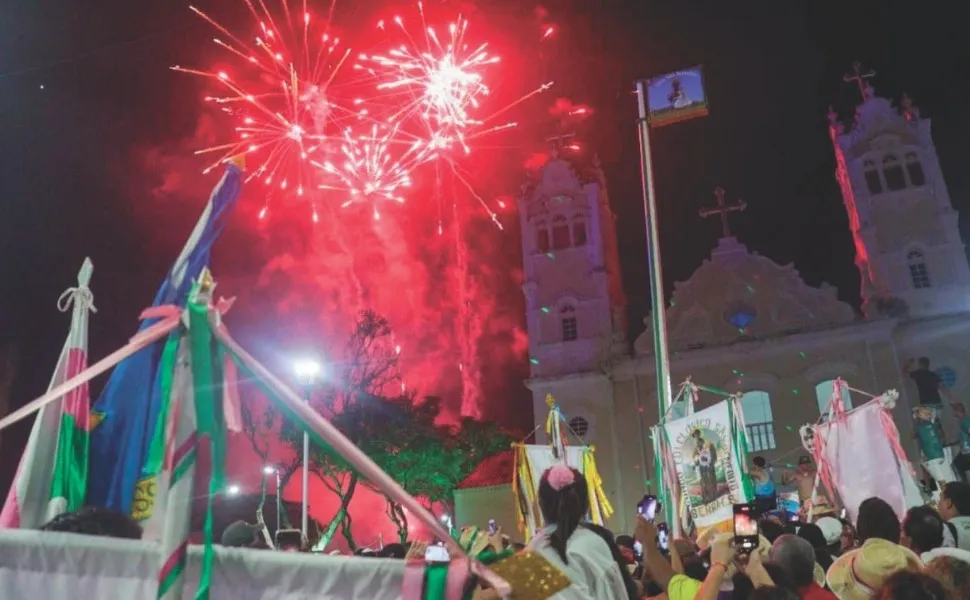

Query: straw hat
826;538;922;600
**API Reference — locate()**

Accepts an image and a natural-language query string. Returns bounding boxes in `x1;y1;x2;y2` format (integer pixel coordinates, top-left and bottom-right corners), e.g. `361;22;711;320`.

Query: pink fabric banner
816;398;915;522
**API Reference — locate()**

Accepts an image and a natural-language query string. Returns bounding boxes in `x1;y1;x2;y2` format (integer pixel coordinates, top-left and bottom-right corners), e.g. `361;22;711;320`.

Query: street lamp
226;484;241;496
294;358;321;541
264;465;282;537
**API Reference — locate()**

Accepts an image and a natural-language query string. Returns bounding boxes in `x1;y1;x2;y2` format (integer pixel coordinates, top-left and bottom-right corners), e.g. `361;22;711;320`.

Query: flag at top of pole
87;158;244;520
0;258;96;529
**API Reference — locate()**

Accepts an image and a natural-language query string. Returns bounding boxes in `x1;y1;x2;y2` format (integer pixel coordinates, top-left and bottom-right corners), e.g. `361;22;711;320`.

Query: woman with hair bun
532;465;638;599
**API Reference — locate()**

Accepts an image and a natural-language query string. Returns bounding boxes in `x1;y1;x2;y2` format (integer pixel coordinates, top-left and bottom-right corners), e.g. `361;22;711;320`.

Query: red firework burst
314;124;426;221
354;2;553;228
173;1;353;205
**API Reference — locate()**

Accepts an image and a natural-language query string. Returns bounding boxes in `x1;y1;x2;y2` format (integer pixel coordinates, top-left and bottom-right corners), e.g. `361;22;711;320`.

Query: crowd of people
473;468;970;599
33;464;970;599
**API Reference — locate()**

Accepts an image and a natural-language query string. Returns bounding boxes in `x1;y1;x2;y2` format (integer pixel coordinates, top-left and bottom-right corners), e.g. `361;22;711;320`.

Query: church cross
545;130;576;158
699;186;747;238
843;61;876;102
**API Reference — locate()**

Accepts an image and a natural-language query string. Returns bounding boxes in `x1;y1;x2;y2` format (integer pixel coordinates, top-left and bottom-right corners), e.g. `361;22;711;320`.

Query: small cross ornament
699;187;747;238
843;61;876;102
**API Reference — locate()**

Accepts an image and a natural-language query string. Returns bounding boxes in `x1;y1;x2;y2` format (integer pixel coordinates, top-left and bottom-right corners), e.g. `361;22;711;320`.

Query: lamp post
264;465;282;537
294;359;321;541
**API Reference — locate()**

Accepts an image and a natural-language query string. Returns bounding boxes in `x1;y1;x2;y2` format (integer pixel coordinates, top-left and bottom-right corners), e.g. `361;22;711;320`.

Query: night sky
1;0;968;493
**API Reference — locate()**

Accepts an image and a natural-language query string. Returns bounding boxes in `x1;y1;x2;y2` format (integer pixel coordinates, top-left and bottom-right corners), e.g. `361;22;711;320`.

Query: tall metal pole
301;385;310;541
275;470;282;540
634;80;674;417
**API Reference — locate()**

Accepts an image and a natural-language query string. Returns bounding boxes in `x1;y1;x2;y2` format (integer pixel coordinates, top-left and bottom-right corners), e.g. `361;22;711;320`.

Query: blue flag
87;163;243;516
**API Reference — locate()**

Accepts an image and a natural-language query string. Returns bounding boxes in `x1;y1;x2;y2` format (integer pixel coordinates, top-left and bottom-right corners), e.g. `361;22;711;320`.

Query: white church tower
518;151;628;381
829;63;970;319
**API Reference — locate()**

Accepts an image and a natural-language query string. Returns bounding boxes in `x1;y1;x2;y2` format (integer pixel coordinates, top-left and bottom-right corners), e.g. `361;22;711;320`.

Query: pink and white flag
0;258;95;528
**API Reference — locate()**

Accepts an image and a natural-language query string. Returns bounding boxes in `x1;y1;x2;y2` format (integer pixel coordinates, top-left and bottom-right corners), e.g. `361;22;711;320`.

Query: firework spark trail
174;1;353;209
314;198;367;308
313;124;428;221
355;4;555;230
453;207;483;420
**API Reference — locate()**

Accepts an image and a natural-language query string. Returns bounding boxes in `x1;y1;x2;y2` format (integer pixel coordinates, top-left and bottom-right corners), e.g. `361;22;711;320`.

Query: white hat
816;516;843;545
920;546;970;564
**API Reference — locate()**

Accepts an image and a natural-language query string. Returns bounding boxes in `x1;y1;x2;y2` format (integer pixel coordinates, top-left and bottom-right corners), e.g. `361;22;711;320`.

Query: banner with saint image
662;400;751;535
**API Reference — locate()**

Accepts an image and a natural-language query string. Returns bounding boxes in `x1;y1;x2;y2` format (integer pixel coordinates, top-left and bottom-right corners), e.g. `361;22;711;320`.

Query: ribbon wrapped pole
214;325;511;597
0;308;181;436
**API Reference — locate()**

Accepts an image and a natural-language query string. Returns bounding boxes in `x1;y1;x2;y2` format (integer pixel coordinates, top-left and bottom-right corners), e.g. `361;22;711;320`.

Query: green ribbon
660;427;677;527
424;563;449;600
143;333;181;483
187;296;226;600
423;549;513;600
727;400;754;500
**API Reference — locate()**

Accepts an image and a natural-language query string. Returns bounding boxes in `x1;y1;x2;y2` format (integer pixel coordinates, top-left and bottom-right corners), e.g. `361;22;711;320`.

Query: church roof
830;87;923;156
456;449;515;489
519;153;603;203
635;237;857;355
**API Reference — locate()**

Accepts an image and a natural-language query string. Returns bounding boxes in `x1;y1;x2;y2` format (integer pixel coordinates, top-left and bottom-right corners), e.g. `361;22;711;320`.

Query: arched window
551;216;571;250
740;390;776;451
882;155;906;191
560;305;578;342
535;221;550;253
863;159;883;194
905;152;926;186
568;416;590;438
815;379;853;418
572;215;588;246
907;249;931;289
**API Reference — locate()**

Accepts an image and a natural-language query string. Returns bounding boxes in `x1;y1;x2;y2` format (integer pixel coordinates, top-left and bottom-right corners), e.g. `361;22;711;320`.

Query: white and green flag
662;399;751;536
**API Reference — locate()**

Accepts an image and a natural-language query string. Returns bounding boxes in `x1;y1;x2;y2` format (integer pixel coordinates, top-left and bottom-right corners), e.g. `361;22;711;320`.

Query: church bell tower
518;147;628;379
829;64;970;319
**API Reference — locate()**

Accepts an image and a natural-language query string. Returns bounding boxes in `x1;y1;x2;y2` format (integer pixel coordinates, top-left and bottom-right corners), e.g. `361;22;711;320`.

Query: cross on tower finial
699;186;747;238
545;130;576;159
843;61;876;102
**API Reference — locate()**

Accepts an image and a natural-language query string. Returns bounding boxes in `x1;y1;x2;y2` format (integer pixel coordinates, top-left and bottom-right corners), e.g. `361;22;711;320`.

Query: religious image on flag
661;399;752;537
0;258;96;529
86;159;244;524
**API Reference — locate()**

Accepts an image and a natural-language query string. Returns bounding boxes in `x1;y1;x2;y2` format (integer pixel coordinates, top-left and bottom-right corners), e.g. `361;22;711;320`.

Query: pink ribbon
216;325;512;598
0;306;181;434
0;298;238;437
446;558;472;600
812;426;838;512
879;408;916;477
810;378;849;512
222;355;243;433
402;559;425;599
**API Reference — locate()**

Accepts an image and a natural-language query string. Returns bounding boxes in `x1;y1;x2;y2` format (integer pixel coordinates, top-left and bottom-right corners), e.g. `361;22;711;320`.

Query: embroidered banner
663;401;748;535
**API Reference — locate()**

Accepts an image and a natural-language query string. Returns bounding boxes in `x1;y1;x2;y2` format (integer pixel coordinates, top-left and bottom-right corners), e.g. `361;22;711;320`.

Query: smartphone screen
657;523;669;552
633;540;643;560
637;494;659;521
488;519;497;535
733;503;759;551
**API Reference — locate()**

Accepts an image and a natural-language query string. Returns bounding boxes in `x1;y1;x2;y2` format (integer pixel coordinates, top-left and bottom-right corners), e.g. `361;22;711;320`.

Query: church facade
518;85;970;534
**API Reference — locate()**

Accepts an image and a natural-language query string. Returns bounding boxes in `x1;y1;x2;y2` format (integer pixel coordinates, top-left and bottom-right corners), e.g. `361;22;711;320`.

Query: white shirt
533;526;630;600
943;516;970;551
